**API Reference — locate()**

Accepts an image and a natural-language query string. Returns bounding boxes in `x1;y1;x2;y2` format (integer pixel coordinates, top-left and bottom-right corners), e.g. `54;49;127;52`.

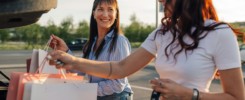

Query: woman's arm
150;68;245;100
199;68;245;100
96;36;132;95
75;47;155;79
50;47;155;79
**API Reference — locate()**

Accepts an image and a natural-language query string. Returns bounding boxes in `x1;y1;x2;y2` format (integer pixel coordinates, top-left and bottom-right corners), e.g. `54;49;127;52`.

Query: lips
101;19;110;22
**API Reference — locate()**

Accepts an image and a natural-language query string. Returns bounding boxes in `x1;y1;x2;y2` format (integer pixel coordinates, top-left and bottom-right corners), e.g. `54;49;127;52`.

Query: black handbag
0;71;10;100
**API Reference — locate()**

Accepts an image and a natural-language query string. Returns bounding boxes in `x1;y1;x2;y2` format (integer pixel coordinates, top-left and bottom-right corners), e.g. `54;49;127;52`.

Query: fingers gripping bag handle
36;36;65;76
41;36;66;78
28;36;54;74
35;36;53;74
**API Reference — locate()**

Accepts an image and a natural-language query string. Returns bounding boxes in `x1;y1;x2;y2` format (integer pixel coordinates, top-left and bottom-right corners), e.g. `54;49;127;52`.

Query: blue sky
37;0;245;26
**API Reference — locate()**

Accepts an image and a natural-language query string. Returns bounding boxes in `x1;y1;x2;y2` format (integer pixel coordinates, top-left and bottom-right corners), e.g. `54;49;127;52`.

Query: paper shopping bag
7;72;83;100
23;78;80;100
24;79;97;100
38;49;58;73
29;49;64;74
6;72;23;100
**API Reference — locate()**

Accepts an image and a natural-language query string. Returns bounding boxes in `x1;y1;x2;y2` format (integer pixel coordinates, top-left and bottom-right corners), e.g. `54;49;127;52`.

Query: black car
67;38;88;51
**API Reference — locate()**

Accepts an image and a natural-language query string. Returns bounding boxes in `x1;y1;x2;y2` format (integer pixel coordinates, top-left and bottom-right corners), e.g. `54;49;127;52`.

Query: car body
0;0;57;29
67;38;88;51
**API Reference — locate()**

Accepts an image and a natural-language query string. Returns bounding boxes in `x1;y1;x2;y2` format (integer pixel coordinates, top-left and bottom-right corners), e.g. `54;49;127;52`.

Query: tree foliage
75;20;89;38
58;17;74;42
0;15;244;50
14;24;43;48
0;29;10;43
124;14;155;42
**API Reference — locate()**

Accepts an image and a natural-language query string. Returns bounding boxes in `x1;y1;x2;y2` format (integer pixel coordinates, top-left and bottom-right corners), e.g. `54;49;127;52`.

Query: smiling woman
0;0;57;29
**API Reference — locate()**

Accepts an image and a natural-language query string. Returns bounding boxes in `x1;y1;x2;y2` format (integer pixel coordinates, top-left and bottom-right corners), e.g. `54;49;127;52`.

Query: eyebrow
97;6;115;9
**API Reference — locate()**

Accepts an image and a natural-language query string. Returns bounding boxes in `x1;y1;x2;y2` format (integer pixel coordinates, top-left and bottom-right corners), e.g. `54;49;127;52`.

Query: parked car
67;38;88;51
240;43;245;65
0;0;57;29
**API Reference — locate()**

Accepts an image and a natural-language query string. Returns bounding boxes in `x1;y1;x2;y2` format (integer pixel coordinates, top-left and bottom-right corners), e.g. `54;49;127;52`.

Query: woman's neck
97;28;109;40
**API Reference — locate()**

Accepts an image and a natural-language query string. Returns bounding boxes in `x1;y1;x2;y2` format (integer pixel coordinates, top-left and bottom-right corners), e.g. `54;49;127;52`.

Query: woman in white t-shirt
49;0;245;99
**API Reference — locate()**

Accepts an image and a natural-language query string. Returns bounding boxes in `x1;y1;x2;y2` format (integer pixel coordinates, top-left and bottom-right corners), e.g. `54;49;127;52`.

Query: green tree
140;25;155;41
124;14;141;42
0;29;10;43
124;14;154;42
75;20;89;39
15;23;42;48
11;28;22;42
42;20;60;43
58;17;74;42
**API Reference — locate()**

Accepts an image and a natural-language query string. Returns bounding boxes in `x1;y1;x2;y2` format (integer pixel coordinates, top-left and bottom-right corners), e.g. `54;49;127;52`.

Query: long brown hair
158;0;242;60
83;0;121;59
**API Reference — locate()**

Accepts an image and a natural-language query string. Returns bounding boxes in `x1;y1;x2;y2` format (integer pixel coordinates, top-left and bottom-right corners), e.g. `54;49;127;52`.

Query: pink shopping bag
6;72;23;100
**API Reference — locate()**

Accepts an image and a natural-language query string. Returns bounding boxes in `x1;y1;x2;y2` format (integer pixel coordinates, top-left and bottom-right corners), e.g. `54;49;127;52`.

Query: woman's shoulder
205;19;234;36
205;19;231;31
115;34;131;50
115;34;130;46
117;34;130;41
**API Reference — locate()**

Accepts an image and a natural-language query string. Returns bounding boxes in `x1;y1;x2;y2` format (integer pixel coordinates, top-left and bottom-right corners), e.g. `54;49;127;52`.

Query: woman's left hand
50;34;69;52
150;78;192;100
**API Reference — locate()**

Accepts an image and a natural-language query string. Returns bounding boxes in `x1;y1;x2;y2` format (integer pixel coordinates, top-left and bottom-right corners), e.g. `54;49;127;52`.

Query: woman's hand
50;34;69;52
150;78;192;100
48;50;77;70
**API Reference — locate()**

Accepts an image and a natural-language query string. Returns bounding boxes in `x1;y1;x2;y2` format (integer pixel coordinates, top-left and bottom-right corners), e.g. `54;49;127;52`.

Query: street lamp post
156;0;158;28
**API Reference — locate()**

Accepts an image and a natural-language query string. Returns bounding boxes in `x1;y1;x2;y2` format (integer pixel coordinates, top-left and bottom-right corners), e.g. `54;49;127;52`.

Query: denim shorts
97;91;133;100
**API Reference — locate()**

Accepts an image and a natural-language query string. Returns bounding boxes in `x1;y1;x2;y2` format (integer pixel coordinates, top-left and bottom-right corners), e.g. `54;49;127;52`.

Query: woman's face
158;0;176;18
93;2;117;30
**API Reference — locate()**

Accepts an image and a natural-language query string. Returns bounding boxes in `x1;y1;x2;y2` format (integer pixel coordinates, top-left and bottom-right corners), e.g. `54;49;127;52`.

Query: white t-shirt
141;19;241;92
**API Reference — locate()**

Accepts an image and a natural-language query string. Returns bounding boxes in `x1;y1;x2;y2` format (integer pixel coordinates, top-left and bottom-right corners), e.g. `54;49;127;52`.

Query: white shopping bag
29;49;63;74
29;36;65;74
23;78;97;100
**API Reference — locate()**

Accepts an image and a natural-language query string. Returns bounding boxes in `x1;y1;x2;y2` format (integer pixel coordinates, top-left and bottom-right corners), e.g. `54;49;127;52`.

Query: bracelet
107;62;112;78
192;88;199;100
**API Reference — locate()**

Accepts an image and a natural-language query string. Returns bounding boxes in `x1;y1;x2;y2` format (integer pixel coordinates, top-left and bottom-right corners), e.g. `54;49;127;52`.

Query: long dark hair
83;0;121;59
158;0;242;60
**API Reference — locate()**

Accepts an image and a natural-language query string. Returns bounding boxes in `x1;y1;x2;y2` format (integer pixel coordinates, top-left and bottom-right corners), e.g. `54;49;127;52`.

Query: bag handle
43;36;53;51
35;36;54;74
35;36;67;79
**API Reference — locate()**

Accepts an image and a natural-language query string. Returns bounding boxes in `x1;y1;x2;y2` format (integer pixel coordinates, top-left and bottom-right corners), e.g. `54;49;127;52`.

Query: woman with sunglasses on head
50;0;245;99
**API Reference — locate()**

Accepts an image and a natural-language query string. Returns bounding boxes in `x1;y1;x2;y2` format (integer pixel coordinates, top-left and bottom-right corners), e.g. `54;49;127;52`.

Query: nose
102;11;109;17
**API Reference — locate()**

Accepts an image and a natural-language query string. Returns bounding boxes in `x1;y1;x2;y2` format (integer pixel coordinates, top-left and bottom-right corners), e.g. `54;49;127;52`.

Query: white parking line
130;85;152;91
0;64;26;68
